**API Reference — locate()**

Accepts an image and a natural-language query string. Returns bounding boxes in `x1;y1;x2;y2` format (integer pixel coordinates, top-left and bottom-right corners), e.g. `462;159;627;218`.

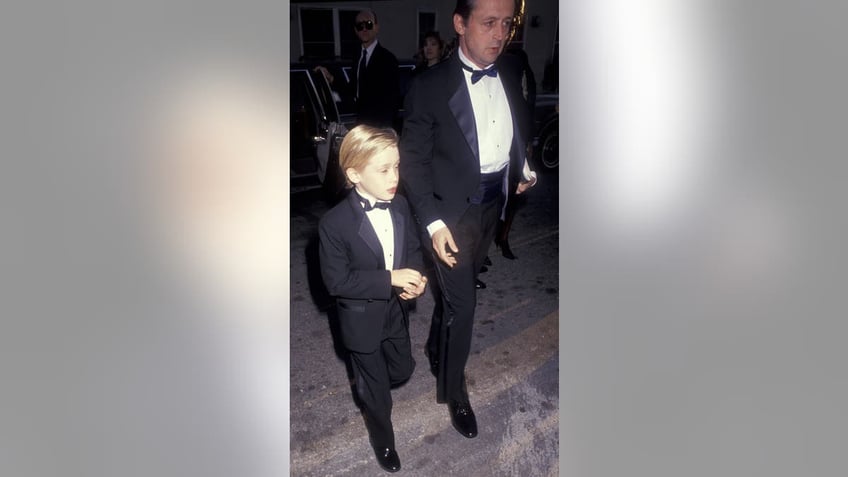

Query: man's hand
432;227;459;268
516;175;537;195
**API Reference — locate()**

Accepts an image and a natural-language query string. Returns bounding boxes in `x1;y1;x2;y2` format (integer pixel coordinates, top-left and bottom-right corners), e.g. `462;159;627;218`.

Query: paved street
290;171;560;476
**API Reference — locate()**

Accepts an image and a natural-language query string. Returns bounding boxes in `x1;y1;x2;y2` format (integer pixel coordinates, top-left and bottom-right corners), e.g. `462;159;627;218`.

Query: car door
290;67;344;191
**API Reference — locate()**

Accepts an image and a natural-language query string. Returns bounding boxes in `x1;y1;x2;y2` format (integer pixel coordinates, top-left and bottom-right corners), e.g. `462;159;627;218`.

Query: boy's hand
432;228;458;268
398;275;427;300
391;269;425;298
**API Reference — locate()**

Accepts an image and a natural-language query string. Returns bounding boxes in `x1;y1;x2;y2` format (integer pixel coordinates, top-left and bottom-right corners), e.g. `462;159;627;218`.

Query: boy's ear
345;167;360;184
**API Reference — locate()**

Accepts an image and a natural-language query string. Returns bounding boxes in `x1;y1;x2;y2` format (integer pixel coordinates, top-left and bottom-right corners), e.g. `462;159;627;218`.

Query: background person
414;30;445;75
315;10;400;128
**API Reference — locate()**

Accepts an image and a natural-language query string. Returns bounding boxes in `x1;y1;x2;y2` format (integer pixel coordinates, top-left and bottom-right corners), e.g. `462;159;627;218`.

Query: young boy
318;125;427;473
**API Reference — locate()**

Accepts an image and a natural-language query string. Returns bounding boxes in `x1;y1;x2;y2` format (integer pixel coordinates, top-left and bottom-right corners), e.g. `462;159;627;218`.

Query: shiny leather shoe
475;278;487;289
449;401;478;438
373;447;401;473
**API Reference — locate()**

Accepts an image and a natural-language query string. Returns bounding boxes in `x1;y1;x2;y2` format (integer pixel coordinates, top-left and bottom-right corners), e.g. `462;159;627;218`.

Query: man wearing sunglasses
316;9;400;129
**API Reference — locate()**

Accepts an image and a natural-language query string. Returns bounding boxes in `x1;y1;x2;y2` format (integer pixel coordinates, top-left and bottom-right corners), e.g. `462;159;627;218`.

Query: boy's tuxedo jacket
318;190;423;353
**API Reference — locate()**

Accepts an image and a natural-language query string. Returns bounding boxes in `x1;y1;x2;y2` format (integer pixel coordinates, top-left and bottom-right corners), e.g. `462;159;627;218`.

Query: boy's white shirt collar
354;187;387;209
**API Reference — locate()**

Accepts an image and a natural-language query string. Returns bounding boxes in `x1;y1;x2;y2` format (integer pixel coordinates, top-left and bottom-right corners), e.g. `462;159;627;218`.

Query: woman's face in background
423;37;442;64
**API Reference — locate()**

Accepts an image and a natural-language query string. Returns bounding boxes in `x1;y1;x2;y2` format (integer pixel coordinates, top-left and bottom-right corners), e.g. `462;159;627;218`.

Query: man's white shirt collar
457;47;494;73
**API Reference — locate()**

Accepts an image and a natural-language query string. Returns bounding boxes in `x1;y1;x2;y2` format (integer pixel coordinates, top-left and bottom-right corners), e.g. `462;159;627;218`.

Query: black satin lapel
359;219;385;269
390;207;405;269
348;192;384;268
449;80;479;162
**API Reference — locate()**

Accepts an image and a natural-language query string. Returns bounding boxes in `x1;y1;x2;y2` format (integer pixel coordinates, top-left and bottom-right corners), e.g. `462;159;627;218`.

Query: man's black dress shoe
479;265;488;273
475;278;486;289
483;256;493;266
373;447;401;472
449;401;478;438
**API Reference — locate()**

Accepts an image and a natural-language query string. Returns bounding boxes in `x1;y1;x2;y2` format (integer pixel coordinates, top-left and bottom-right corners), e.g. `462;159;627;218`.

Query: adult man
316;10;400;128
399;0;537;439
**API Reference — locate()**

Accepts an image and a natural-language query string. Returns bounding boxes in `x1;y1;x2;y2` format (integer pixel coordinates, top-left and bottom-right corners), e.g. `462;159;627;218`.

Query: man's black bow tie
462;64;498;84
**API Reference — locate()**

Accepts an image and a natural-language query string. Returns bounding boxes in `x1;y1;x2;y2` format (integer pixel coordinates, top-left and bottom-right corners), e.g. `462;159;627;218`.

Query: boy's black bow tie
355;191;390;211
462;64;498;84
363;201;390;211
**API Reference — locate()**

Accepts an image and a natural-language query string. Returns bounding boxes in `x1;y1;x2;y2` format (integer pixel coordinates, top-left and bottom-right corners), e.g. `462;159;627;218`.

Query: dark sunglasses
355;20;374;31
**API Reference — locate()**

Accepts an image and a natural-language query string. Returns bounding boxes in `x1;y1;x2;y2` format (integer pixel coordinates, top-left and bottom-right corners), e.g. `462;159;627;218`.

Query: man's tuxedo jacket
399;52;532;234
318;190;422;353
339;42;400;128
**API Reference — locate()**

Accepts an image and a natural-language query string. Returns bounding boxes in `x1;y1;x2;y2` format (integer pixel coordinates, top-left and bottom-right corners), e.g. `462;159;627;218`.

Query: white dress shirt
457;47;513;174
357;188;395;270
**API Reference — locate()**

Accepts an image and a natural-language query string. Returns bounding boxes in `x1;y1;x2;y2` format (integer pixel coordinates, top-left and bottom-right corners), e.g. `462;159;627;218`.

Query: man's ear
453;13;466;36
345;167;361;184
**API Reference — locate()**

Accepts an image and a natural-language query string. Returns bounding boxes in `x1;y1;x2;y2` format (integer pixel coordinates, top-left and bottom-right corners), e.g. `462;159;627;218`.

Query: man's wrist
426;220;447;237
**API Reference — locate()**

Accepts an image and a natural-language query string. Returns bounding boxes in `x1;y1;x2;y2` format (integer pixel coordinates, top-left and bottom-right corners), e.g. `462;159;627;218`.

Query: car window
309;70;340;124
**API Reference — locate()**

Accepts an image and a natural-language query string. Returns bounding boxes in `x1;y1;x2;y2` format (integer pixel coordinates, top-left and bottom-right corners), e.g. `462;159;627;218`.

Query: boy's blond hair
338;125;399;187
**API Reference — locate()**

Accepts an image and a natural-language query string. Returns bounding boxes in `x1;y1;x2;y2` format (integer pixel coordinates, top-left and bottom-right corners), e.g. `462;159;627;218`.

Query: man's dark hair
453;0;518;23
453;0;476;21
359;9;378;24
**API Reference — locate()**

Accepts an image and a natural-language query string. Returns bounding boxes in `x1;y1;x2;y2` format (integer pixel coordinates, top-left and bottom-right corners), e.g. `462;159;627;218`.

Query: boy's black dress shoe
373;447;401;472
449;401;478;438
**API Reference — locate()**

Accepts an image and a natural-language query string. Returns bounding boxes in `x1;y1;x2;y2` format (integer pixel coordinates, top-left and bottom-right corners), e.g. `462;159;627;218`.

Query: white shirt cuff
523;161;537;183
426;220;447;237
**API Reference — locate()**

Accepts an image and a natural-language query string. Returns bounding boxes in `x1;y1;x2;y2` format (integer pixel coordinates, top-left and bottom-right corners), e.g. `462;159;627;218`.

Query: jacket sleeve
398;196;425;273
399;78;440;230
318;216;392;301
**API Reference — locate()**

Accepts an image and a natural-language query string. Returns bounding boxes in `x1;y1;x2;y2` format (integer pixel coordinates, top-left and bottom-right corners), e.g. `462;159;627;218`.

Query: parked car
531;93;559;171
290;64;347;197
290;59;418;198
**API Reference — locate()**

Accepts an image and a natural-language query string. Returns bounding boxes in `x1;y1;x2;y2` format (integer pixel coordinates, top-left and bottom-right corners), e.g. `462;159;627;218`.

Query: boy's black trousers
347;296;415;449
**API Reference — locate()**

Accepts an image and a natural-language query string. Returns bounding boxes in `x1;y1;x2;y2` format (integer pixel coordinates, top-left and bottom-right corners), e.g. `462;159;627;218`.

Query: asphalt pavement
290;171;560;476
